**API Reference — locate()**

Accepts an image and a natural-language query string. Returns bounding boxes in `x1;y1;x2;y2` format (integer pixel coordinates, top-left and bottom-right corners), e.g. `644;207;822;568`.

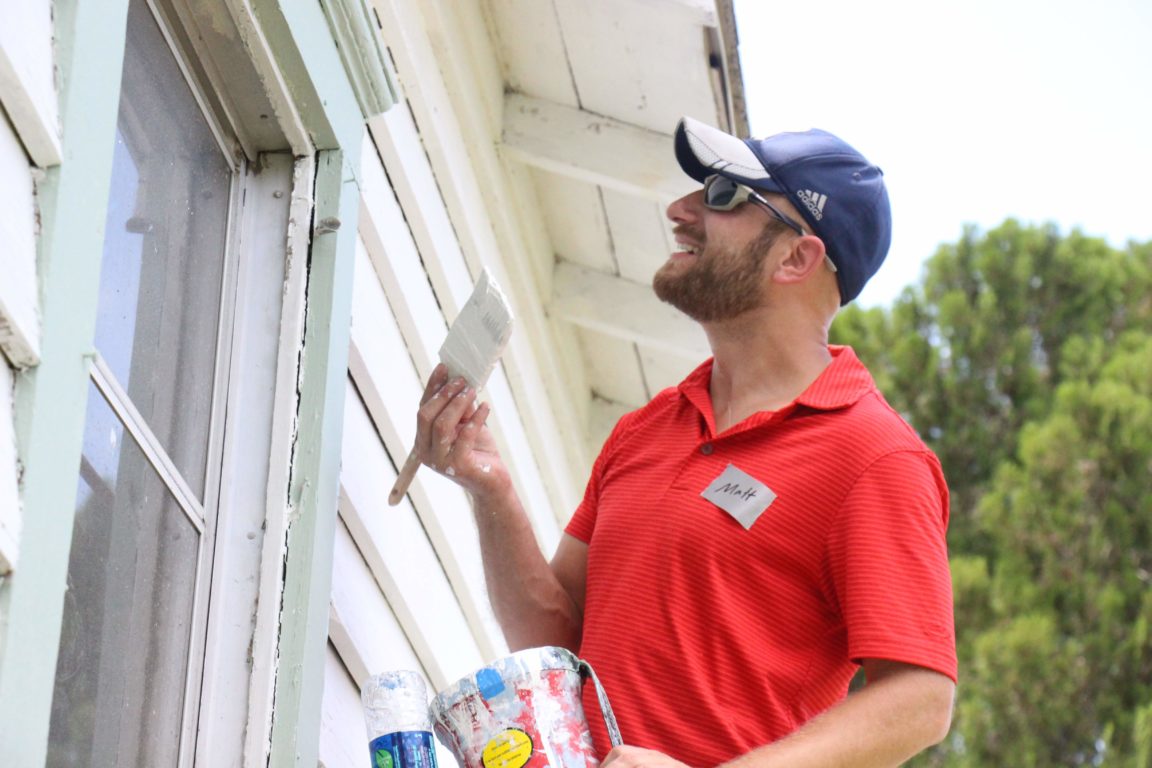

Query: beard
653;224;782;322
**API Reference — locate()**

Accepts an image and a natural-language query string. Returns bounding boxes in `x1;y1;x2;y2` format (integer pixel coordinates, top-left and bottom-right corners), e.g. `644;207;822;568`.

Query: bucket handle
576;658;623;748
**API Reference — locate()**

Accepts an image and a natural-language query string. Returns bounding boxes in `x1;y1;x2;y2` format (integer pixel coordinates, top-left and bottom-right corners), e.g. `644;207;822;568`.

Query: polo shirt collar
794;345;876;410
678;345;876;432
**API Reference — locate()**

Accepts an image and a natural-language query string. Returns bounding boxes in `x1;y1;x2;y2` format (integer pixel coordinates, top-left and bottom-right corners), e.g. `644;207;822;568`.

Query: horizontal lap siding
327;122;496;762
0;0;60;165
319;639;462;768
325;519;462;768
0;111;36;572
340;379;485;688
0;361;17;573
327;8;584;760
319;644;366;768
348;237;505;658
0;68;43;370
360;72;561;556
375;0;588;517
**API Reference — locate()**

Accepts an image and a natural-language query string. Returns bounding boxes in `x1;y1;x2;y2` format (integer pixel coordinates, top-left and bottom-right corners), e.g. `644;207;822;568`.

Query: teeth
678;245;699;255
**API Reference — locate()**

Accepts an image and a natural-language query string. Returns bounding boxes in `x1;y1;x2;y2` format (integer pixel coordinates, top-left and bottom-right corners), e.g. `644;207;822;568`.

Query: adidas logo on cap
796;189;827;221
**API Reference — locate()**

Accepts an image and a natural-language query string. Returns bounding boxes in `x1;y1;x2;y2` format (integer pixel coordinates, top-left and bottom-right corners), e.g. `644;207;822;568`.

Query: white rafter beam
625;0;718;28
501;93;695;202
550;261;708;360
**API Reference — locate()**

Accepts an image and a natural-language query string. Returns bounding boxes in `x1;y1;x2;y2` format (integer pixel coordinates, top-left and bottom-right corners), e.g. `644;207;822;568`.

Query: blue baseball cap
674;117;892;305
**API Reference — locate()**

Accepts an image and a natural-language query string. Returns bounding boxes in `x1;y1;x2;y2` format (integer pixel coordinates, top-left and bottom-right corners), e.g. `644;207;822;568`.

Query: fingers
470;401;492;428
412;367;507;496
417;373;468;441
433;384;474;453
417;375;478;470
600;746;685;768
419;363;450;406
441;401;492;472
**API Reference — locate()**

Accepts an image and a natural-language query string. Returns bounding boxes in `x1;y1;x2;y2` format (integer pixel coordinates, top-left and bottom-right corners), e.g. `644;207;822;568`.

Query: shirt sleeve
826;449;958;682
563;411;636;543
564;437;612;544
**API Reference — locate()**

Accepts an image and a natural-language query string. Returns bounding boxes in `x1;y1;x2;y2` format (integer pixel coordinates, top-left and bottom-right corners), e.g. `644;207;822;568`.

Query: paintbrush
387;268;515;506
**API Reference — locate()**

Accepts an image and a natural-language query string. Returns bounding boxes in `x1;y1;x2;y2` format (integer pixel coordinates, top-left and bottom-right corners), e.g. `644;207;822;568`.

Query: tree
960;331;1152;766
831;222;1152;766
833;221;1151;556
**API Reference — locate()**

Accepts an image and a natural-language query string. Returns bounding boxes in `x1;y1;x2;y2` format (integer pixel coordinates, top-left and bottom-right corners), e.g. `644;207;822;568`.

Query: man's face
653;203;785;323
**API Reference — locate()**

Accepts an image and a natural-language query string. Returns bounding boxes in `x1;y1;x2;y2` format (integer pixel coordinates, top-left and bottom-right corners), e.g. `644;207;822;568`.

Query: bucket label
370;730;438;768
482;728;534;768
476;667;507;700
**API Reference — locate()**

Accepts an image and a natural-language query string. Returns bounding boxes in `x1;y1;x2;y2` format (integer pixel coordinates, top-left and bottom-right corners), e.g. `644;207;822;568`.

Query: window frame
0;0;374;758
52;0;316;764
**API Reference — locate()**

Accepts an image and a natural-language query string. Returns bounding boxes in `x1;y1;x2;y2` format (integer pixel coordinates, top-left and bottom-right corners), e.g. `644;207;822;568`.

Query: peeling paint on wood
0;114;42;368
0;360;20;574
0;0;62;165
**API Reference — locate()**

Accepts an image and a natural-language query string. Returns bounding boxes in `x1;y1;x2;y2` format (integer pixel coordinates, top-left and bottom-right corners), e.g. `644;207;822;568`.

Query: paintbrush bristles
387;268;515;506
438;269;515;390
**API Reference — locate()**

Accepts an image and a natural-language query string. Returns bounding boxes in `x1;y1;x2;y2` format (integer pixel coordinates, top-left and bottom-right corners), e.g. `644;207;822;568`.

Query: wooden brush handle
387;446;422;506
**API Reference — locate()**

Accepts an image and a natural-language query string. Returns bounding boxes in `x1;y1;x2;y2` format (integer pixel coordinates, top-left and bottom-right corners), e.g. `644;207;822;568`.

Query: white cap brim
674;116;774;186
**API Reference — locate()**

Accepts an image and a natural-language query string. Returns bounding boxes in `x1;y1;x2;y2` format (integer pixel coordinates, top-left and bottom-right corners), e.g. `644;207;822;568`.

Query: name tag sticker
700;464;777;530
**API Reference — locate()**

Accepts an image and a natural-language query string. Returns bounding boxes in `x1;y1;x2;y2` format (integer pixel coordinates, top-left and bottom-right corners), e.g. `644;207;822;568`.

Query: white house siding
0;0;60;166
0;100;41;574
0;359;17;573
0;0;49;376
0;0;733;762
322;2;600;763
371;0;593;510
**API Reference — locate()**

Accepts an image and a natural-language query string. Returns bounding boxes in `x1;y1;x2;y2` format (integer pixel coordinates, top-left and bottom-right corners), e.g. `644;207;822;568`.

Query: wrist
464;465;514;507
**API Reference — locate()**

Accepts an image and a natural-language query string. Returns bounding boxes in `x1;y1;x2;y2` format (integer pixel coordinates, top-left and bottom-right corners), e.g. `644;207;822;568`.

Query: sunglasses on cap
701;174;837;273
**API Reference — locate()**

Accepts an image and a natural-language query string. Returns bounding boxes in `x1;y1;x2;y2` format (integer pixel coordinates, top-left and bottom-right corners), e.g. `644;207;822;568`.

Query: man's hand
414;364;510;500
602;746;693;768
413;366;586;652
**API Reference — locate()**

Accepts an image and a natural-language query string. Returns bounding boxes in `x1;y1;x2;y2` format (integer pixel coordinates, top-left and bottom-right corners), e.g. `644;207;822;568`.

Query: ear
771;235;827;285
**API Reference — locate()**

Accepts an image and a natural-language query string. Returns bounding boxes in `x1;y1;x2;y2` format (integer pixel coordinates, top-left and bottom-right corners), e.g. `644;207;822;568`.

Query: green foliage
831;222;1152;766
966;333;1152;765
1134;701;1152;768
835;221;1151;559
961;612;1094;767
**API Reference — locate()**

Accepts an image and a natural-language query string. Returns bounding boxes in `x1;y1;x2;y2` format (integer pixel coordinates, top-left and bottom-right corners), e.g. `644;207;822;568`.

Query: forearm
410;365;584;651
471;484;582;652
721;664;954;768
602;664;953;768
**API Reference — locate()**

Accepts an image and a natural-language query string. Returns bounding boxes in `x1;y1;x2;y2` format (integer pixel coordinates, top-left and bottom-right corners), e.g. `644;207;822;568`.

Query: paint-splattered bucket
430;647;622;768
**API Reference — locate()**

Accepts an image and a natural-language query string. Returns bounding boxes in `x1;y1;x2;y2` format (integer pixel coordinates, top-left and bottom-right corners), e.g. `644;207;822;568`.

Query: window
48;0;299;763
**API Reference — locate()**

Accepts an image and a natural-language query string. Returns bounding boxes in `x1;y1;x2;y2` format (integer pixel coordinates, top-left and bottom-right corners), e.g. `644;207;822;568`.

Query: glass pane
49;381;200;767
93;0;233;500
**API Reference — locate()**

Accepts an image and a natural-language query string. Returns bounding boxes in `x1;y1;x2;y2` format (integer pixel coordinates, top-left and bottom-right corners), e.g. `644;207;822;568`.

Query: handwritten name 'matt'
715;482;758;501
701;465;777;530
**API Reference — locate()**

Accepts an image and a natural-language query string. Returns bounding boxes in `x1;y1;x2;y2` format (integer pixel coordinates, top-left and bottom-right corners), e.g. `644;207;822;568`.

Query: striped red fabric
566;346;956;767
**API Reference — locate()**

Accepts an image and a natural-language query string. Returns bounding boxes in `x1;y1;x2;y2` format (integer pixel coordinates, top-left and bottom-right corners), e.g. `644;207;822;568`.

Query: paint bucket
430;647;621;768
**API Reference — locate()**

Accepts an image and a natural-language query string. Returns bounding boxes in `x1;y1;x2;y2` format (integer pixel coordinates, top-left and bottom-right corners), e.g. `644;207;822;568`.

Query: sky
733;0;1152;307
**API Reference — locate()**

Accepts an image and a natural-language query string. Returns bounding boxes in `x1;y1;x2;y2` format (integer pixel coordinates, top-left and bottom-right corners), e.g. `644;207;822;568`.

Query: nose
666;189;704;224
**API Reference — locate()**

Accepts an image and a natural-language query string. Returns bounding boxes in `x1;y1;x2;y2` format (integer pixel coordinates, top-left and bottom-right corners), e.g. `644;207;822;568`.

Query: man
411;117;957;768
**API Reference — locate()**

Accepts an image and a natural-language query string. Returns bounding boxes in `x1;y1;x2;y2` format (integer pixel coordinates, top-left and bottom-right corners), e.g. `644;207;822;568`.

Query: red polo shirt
566;346;956;767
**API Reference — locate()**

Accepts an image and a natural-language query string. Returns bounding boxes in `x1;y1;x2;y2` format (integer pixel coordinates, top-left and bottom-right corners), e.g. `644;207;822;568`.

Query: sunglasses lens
704;177;739;210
